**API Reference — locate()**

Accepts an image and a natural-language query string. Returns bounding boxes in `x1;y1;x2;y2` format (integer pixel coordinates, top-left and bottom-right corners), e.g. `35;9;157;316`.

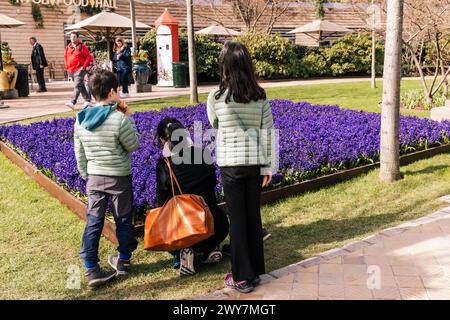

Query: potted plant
132;50;151;86
0;42;19;92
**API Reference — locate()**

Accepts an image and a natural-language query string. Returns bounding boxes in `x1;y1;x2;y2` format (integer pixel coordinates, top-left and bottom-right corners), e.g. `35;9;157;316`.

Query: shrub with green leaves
299;33;384;77
140;30;223;80
140;31;385;81
234;32;302;79
139;29;157;78
193;34;223;78
321;33;384;76
302;52;330;76
423;36;450;69
178;32;223;78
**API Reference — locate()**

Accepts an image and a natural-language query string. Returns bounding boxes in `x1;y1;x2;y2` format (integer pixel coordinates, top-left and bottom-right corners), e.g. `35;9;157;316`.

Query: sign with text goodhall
13;0;118;9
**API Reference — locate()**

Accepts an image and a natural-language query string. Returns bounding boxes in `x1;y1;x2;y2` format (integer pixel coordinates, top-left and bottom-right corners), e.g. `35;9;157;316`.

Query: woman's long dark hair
215;41;266;104
156;117;187;151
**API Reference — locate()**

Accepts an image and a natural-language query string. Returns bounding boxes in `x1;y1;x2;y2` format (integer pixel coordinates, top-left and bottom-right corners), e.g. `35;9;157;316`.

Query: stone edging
196;200;450;300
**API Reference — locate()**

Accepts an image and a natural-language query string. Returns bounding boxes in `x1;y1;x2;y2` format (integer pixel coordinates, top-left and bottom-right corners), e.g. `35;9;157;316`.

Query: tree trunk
372;29;377;89
186;0;199;104
379;0;404;183
371;0;377;89
130;0;137;52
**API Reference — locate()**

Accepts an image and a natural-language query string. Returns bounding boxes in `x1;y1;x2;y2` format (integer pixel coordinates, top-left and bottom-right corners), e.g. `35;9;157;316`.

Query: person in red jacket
64;31;92;109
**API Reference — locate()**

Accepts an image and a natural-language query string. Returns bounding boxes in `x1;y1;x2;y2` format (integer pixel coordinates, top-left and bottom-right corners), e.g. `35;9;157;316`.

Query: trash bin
173;62;187;88
15;64;30;97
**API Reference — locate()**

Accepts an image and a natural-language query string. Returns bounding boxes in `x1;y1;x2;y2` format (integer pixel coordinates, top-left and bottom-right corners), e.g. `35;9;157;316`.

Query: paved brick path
199;197;450;300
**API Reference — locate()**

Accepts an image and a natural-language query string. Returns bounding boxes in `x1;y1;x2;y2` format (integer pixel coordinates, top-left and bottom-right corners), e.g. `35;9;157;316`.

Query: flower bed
1;100;450;220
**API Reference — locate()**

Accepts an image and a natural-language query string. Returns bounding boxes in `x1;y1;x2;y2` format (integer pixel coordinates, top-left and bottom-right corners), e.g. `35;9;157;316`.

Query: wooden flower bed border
2;140;450;244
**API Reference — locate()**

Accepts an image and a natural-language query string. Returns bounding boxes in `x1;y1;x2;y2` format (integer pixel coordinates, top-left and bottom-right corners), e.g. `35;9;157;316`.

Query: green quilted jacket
207;89;274;171
74;104;140;180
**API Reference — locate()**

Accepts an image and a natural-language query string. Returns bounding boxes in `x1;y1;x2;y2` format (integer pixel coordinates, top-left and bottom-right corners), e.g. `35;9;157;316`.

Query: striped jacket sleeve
119;116;140;152
261;99;275;173
74;125;88;180
207;91;219;129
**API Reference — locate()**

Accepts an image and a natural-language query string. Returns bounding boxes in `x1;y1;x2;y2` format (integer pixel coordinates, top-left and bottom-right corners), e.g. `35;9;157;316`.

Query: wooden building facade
0;0;371;80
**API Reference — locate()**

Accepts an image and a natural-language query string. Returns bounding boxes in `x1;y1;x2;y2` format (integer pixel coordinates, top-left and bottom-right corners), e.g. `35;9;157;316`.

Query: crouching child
74;69;140;287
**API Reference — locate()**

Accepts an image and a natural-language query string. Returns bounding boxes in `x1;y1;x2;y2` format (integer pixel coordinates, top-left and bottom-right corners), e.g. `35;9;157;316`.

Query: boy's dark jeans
80;175;138;265
220;166;265;282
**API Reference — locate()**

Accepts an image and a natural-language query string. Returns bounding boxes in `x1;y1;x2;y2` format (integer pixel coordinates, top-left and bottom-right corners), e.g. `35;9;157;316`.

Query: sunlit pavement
199;197;450;300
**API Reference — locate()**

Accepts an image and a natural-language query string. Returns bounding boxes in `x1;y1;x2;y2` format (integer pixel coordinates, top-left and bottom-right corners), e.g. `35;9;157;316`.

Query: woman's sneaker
179;247;195;276
252;276;261;286
202;248;223;264
108;254;131;275
222;244;231;257
85;265;116;287
224;273;254;293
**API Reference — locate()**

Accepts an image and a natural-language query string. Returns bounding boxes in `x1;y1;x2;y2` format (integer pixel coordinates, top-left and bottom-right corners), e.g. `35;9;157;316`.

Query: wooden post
186;0;198;104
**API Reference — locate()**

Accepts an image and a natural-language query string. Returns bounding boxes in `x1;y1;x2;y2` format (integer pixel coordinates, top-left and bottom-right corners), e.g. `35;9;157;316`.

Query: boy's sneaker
65;101;75;109
82;101;92;108
262;228;272;241
179;247;195;276
173;251;181;269
202;248;223;264
108;254;130;275
120;93;130;98
85;265;116;287
224;273;254;293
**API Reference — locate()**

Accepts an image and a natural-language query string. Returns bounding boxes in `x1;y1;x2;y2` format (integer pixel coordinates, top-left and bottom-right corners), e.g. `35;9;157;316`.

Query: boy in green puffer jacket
74;69;140;287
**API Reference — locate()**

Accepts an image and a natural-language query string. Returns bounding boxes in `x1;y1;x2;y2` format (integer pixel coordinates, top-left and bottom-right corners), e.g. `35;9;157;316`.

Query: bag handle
164;158;183;196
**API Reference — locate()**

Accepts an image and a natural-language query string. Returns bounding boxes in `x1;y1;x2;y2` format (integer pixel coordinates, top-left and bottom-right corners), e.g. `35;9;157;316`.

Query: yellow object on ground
0;64;18;91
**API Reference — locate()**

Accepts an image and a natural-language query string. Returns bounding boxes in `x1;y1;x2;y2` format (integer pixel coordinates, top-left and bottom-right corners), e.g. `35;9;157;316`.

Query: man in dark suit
30;37;48;92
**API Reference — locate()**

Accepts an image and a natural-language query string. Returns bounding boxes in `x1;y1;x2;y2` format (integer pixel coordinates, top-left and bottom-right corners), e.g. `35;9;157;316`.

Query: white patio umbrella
65;10;151;63
0;14;24;109
195;25;241;37
288;19;352;42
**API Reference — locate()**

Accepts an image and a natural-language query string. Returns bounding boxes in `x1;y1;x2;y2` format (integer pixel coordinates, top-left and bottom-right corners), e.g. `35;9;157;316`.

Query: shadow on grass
263;184;445;270
402;165;450;176
76;256;231;300
76;165;448;299
78;197;440;299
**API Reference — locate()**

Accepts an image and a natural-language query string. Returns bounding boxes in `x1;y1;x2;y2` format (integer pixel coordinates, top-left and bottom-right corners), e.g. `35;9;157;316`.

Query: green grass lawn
1;79;448;299
1;151;449;299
